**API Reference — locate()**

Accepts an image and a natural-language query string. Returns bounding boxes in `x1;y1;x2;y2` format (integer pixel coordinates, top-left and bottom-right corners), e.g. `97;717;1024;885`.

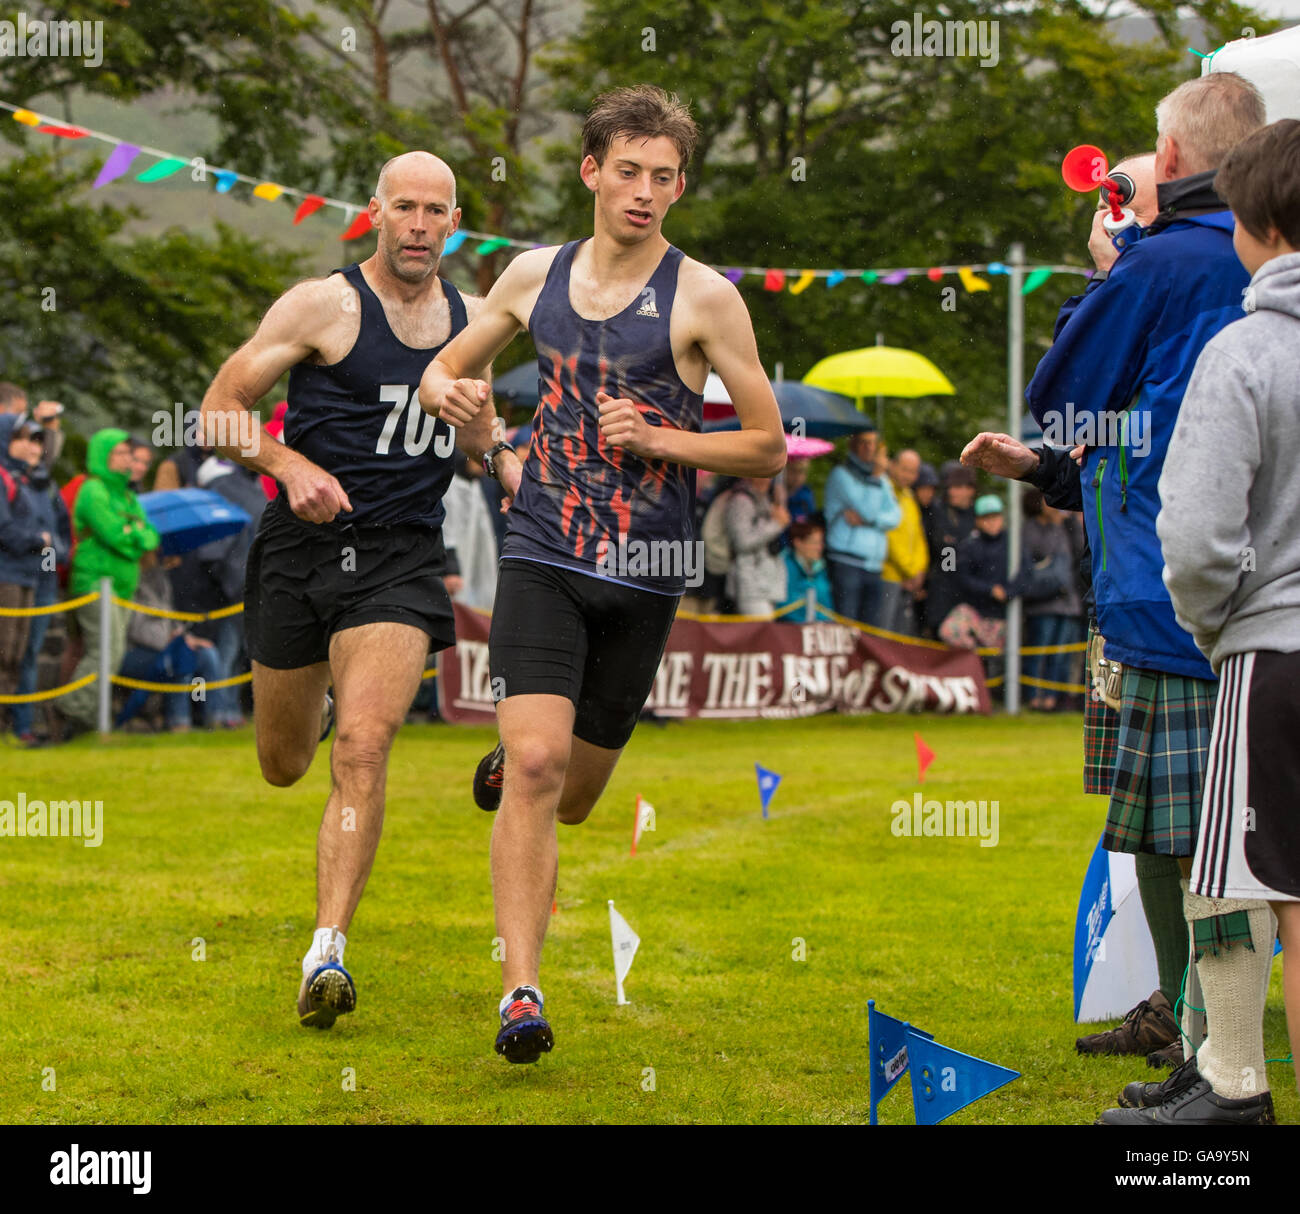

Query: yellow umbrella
803;346;955;402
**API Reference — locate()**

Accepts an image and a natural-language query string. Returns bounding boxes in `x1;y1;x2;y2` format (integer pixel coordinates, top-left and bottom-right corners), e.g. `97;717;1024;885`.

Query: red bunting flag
293;194;326;225
915;732;936;783
339;211;373;241
926;267;944;282
36;125;88;138
763;269;786;291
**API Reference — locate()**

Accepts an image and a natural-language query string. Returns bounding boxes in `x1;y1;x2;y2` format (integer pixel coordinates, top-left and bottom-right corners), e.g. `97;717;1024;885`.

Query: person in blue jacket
1028;71;1276;1127
823;427;901;627
777;517;834;622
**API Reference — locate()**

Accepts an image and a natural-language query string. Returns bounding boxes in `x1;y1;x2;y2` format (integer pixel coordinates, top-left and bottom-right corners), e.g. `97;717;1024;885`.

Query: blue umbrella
138;489;252;556
704;380;868;439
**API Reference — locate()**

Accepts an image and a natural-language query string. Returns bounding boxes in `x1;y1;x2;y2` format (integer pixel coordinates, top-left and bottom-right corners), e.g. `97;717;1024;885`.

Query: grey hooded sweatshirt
1158;250;1300;672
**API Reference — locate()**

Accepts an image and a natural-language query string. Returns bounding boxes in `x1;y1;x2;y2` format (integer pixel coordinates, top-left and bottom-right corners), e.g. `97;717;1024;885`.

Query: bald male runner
201;152;501;1028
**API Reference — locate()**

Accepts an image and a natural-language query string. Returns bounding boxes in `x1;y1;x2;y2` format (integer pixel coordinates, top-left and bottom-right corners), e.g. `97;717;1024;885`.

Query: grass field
2;713;1294;1125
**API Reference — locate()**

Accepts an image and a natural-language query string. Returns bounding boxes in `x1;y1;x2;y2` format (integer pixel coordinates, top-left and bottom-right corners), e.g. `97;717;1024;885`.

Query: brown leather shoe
1076;990;1179;1056
1146;1038;1187;1069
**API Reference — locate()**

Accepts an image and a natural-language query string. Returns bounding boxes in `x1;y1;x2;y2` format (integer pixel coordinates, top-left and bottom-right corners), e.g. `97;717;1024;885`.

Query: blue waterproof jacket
824;455;901;572
1026;210;1247;678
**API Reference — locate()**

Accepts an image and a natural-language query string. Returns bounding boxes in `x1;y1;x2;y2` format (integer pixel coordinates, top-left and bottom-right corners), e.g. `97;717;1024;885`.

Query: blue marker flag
442;230;468;255
868;1000;933;1124
755;763;781;818
907;1030;1019;1125
213;170;239;194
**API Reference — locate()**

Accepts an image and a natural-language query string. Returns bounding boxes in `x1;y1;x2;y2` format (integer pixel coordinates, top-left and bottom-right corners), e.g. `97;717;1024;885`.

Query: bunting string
4;98;1091;293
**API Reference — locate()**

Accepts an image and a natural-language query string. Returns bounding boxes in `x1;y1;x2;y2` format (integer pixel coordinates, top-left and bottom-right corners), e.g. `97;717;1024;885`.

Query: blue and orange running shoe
495;985;553;1063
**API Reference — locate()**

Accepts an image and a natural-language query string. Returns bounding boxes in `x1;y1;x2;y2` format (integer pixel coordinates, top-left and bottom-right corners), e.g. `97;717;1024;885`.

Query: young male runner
200;152;499;1028
419;85;785;1062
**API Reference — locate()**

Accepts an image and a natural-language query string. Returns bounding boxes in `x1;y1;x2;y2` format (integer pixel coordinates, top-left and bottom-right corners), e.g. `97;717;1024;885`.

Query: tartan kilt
1102;665;1217;856
1083;681;1120;797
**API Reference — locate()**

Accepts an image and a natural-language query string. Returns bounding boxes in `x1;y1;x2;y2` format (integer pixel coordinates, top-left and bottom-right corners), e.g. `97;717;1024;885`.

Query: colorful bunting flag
826;270;846;288
881;270;908;285
136;158;187;183
37;124;88;138
926;267;944;282
252;182;284;201
12;108;39;126
789;270;816;295
213;170;238;194
93;143;140;189
476;236;510;255
763;269;786;292
723;268;744;284
340;211;374;241
958;266;991;293
1022;267;1054;294
860;270;879;283
293;194;326;225
442;230;468;255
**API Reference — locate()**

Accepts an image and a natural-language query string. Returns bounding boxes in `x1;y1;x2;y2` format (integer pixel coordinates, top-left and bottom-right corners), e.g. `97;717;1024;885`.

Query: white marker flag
608;899;640;1005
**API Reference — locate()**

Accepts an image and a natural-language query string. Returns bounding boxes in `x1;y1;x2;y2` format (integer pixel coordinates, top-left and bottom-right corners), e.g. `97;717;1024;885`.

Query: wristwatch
482;441;513;480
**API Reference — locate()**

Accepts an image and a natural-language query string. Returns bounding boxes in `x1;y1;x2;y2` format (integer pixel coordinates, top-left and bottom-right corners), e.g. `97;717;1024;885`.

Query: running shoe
473;741;505;812
319;692;335;743
495;985;553;1063
297;930;356;1029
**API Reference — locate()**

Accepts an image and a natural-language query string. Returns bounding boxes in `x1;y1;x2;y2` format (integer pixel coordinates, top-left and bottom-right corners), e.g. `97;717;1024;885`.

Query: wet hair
582;85;699;173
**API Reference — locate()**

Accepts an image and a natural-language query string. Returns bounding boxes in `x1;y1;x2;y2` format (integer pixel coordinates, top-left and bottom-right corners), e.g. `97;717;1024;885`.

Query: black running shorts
245;499;455;669
489;558;679;750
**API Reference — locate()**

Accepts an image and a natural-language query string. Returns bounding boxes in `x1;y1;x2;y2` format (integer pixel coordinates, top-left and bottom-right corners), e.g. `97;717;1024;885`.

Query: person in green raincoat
57;428;160;735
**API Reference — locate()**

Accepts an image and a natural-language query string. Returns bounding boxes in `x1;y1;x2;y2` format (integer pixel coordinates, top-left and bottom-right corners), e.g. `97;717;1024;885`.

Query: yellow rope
0;672;98;703
111;596;245;622
111;672;254;693
0;589;101;616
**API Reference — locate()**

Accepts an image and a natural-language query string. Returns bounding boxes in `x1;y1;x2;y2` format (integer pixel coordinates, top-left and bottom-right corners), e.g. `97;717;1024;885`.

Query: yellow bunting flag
253;182;284;201
13;109;40;126
789;270;816;295
958;266;991;293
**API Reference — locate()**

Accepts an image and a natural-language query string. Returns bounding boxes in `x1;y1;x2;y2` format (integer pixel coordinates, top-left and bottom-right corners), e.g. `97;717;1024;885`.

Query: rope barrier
0;589;100;616
111;596;245;622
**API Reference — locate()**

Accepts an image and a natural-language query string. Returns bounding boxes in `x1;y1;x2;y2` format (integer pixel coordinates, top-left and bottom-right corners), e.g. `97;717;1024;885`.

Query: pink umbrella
786;434;834;458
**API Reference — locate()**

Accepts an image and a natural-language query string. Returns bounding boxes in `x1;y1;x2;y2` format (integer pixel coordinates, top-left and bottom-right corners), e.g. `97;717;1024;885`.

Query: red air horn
1062;145;1136;235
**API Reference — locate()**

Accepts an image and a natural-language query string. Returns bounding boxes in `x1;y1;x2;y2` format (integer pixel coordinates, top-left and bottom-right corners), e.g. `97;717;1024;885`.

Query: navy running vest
282;263;465;529
503;240;704;594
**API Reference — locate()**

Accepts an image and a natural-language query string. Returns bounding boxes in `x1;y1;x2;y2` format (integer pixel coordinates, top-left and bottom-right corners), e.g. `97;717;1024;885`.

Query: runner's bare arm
599;270;785;477
418;249;550;428
450;294;503;462
200;278;353;523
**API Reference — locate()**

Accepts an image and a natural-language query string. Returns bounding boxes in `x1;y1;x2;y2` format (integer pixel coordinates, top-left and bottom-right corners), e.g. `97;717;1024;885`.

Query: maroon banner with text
440;604;991;723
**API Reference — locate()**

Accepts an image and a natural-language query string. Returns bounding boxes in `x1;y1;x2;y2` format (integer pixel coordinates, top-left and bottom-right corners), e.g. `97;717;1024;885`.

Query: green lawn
2;714;1294;1124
